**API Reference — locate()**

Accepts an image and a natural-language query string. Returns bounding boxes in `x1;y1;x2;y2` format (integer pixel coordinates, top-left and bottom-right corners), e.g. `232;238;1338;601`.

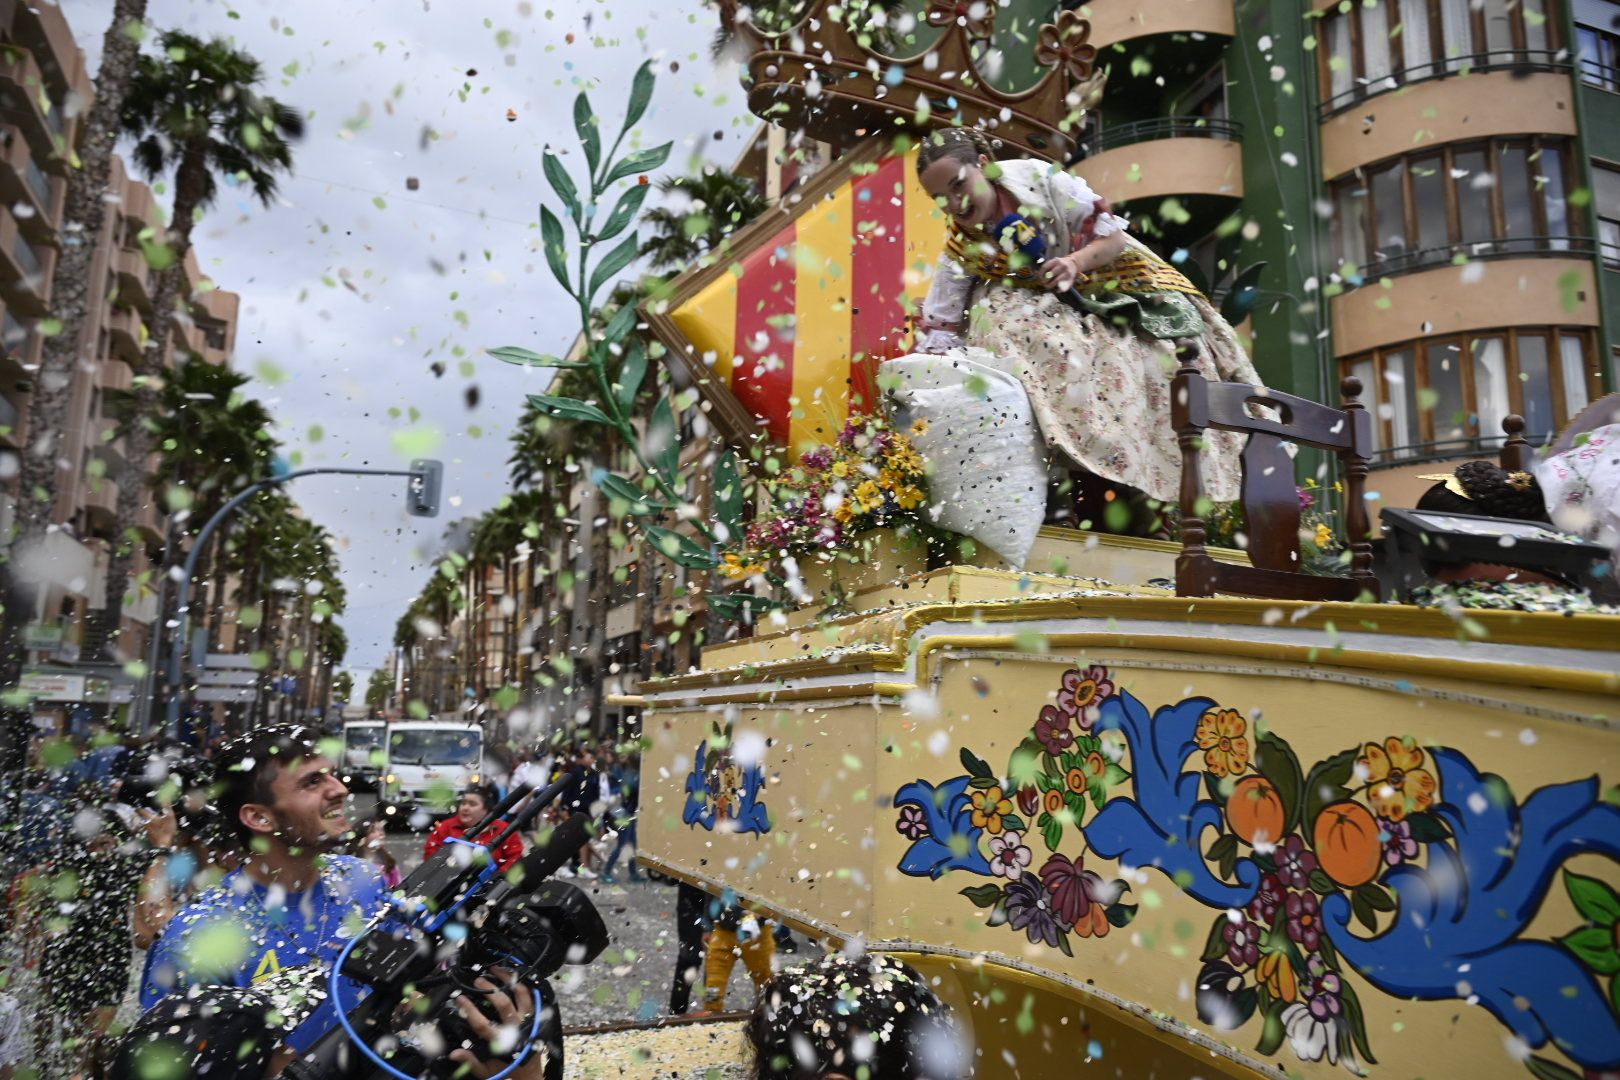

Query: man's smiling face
261;755;350;852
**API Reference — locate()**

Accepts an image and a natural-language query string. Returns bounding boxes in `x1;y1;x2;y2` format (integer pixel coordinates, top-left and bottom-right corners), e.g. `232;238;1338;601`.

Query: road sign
204;653;259;669
196;669;258;687
23;624;64;650
194;686;258;703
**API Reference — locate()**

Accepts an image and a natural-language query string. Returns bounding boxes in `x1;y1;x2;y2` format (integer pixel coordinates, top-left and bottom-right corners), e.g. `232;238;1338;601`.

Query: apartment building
1070;0;1617;510
0;0;240;714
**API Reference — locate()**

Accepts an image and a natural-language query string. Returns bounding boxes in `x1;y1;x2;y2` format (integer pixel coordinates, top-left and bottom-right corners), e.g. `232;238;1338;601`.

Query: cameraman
138;725;544;1078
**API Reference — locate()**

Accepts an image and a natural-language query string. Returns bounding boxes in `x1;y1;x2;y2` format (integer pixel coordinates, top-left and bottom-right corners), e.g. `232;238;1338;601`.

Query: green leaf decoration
1351;887;1377;932
588;233;643;301
603;296;640;345
960;747;993;779
540;204;572;296
646;396;679;484
525;394;613;426
1356;882;1396;913
1208;832;1240;882
642;524;716;569
1001;813;1026;834
1042;817;1063;853
597;182;651;244
714;452;744;537
1525;1056;1585;1080
1405;811;1452;844
1336;978;1379;1064
603;142;674;188
599;472;668;515
985;900;1010;928
1558;926;1620;974
616;339;648;413
1201;916;1230;962
1303;748;1358;829
488;346;583;369
1565;869;1620;925
1203;770;1230;807
543;148;580;222
959;884;1003;908
968;776;999;790
1254;732;1305;834
1220;260;1267;325
1055;929;1074;958
623;60;655;134
1105;902;1138;928
1308;868;1338;896
574;92;600;181
1255;1001;1286;1057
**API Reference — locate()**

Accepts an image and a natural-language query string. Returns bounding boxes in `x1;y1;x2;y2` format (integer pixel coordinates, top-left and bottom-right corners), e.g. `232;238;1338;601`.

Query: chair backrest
1172;351;1379;602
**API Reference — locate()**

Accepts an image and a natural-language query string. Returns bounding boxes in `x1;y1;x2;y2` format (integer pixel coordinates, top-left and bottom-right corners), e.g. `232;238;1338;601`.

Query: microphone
992;211;1086;313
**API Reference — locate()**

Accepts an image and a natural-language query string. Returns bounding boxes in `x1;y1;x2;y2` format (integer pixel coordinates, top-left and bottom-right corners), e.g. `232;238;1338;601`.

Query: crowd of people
0;724;968;1079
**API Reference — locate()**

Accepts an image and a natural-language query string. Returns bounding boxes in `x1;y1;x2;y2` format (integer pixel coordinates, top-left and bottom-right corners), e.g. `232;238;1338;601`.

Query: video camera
113;776;608;1080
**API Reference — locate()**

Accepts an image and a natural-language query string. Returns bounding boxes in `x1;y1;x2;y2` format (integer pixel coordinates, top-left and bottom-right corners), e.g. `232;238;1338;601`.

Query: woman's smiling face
920;154;1000;229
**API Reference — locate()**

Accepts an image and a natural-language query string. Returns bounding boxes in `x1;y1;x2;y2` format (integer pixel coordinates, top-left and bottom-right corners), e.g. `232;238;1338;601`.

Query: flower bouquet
720;413;934;604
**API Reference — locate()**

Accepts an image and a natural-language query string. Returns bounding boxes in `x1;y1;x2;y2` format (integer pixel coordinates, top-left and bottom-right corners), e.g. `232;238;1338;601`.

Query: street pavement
350;792;822;1029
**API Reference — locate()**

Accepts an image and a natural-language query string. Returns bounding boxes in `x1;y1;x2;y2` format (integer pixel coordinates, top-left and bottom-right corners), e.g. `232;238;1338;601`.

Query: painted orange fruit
1314;801;1383;887
1227;775;1287;847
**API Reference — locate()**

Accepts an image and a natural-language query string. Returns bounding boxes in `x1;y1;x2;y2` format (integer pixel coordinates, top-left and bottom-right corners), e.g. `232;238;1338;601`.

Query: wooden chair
1172;352;1380;601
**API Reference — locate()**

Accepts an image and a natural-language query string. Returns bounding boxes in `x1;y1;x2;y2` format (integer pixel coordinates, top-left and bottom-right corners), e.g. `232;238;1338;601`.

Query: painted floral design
1033;10;1097;83
925;0;994;38
892;665;1620;1078
896;804;928;841
1356;736;1438;821
682;731;771;836
1196;707;1250;778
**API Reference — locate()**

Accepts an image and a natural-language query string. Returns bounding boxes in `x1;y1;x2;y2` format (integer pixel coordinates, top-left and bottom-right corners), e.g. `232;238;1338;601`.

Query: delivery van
379;720;485;824
340;719;386;791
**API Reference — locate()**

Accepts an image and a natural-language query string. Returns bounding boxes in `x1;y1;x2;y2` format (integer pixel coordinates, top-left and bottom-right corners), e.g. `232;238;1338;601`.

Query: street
348;792;821;1030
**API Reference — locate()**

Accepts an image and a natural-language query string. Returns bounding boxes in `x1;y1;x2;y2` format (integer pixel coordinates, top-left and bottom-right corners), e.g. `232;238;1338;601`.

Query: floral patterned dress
919;158;1260;503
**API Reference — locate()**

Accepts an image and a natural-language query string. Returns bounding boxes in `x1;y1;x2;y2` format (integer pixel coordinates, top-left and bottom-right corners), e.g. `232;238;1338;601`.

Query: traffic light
407;459;443;517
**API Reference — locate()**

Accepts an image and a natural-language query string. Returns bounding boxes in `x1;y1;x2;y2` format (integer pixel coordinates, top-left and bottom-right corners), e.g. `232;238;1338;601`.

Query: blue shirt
139;854;390;1054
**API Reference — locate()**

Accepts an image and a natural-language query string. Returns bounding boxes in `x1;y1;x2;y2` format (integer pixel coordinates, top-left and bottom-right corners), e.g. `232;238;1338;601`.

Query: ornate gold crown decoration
717;0;1107;161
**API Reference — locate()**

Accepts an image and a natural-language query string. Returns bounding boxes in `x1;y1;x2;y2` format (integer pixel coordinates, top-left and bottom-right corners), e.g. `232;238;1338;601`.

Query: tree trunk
2;0;149;758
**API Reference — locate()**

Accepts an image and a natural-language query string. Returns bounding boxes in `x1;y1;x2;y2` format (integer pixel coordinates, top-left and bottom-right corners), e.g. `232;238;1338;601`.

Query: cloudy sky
57;0;756;679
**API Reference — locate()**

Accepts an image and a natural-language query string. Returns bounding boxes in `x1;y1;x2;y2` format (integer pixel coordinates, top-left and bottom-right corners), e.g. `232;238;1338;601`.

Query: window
1596;163;1620;268
1575;0;1620;90
1341;327;1599;459
1329;138;1581;275
1319;0;1564;113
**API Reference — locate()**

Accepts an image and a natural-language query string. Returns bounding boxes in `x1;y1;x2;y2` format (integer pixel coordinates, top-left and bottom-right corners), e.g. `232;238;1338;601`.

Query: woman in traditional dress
914;127;1262;521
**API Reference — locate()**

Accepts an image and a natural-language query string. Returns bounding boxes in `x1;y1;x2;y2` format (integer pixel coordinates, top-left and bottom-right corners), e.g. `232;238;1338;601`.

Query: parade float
610;5;1620;1078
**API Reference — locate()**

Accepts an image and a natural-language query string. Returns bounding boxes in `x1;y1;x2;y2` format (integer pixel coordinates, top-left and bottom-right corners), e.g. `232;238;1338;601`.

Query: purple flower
1276;835;1318;890
1297;486;1316;510
1285;890;1322;953
1004;872;1064;949
989;831;1034;879
1222;917;1264;968
1248;873;1285;925
1304;956;1343;1020
802;447;833;471
896;804;929;841
1056;666;1114;728
1379;816;1418;867
1033;705;1075;757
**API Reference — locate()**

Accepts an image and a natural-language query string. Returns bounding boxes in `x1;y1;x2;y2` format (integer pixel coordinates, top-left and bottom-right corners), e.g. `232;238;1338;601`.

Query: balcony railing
1077;117;1243;157
22;154;49;210
12;234;41;278
1351;235;1597;282
0;390;18;432
1318;50;1569;120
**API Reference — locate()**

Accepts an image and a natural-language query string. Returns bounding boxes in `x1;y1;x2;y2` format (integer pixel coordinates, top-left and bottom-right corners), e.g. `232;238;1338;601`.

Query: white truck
340;719;386;791
378;719;486;825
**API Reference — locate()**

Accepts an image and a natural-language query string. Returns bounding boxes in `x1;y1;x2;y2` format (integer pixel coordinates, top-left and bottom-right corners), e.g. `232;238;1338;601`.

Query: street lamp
159;461;442;735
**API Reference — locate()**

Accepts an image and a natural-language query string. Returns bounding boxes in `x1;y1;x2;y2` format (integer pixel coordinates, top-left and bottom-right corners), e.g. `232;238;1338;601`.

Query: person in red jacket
422;784;524;872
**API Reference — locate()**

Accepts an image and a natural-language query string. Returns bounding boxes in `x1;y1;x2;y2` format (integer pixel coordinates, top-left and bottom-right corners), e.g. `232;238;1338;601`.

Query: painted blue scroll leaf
894;775;993;879
1321;748;1620;1069
1086;691;1262;909
735;764;773;835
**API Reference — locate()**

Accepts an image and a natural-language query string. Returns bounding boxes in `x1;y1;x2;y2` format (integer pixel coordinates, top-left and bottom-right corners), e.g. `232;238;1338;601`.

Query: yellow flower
832;500;855;524
1256;951;1298;1002
830;460;852;478
894;485;925;510
878;470;900;491
1195;708;1250;778
1357;737;1438;822
1314;522;1333;548
854;479;883;512
910;419;930;436
1332;481;1343;494
719;552;765;580
969;785;1013;835
890;447;925;475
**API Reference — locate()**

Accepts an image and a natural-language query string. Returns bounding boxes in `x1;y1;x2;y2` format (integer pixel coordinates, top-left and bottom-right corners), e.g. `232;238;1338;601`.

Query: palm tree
639;171;768;273
93;31;303;654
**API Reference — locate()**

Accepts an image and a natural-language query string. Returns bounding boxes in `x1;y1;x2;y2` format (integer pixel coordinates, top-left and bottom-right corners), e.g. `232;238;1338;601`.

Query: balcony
105;305;144;364
1355;235;1599;284
1084;0;1234;48
135;500;164;544
1319;50;1569;121
1075;117;1243;206
0;47;50;147
0;389;21;448
88;415;126;468
98;359;132;393
113;247;152;312
1319;69;1575;181
82;476;118;528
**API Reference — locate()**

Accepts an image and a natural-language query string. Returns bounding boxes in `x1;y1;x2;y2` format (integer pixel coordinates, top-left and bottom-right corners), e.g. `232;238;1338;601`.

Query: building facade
0;0;241;717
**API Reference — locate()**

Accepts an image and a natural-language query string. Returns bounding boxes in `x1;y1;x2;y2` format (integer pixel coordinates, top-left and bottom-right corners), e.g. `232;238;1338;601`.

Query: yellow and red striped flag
665;149;946;459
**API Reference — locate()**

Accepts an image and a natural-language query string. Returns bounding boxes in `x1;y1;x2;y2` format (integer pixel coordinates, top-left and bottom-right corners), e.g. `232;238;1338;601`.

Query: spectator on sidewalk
601;753;642;884
423;784;525;873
